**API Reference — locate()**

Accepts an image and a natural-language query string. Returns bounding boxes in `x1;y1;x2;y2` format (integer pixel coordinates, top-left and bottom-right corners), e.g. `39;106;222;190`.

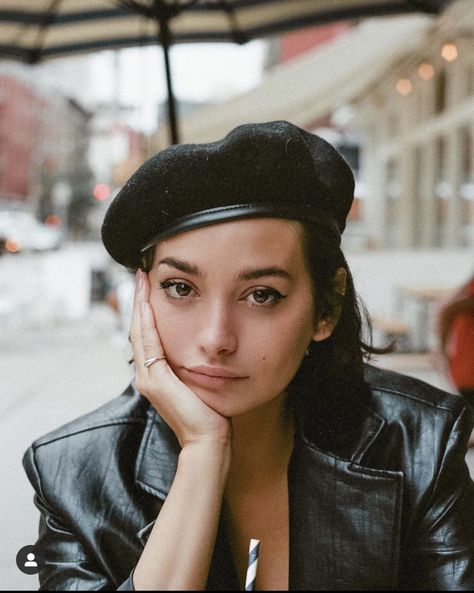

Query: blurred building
59;98;95;237
276;21;352;65
86;113;148;237
0;67;94;235
0;74;48;206
351;0;474;249
110;123;147;188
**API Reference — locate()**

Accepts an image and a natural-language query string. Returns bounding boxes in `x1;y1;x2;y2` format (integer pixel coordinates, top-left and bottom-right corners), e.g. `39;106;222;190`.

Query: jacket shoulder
22;383;153;511
364;363;466;418
28;382;149;450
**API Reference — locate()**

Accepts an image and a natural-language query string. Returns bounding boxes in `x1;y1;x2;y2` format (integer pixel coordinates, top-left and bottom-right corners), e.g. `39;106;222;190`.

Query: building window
461;126;474;246
434;69;446;114
387;110;399;139
467;58;474;98
434;136;448;246
386;158;400;247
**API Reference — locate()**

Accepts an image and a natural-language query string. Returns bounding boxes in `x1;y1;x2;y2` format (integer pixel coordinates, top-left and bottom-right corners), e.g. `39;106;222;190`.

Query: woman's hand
131;269;232;449
131;269;231;590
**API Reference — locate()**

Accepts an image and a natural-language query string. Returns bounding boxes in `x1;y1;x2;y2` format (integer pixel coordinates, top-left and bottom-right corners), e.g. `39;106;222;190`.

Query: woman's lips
183;367;247;389
187;365;244;378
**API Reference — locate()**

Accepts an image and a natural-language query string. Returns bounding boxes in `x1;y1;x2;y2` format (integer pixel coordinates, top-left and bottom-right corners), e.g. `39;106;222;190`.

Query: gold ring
144;355;166;368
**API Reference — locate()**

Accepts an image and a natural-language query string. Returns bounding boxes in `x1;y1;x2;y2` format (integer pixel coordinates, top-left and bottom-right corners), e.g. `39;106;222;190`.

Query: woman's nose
197;301;238;357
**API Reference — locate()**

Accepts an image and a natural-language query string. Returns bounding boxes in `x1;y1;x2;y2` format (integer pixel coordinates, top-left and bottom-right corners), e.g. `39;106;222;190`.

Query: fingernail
136;269;143;290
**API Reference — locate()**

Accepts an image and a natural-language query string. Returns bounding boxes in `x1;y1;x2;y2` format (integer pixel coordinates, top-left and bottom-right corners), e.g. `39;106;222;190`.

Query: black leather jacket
23;365;474;590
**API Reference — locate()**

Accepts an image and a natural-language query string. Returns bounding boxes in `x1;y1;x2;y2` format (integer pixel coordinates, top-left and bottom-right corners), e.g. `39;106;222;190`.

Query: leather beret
101;120;354;269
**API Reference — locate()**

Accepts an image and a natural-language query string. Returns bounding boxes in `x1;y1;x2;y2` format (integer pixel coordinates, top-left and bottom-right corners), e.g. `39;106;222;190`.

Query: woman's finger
141;300;166;368
139;271;166;365
130;269;146;368
138;272;168;381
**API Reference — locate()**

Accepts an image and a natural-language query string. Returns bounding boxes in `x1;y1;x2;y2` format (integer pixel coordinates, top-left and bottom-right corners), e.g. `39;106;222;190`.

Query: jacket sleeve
400;406;474;590
23;445;135;591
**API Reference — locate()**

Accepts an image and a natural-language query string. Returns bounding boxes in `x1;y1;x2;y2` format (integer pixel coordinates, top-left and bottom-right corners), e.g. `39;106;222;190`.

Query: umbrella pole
158;17;179;145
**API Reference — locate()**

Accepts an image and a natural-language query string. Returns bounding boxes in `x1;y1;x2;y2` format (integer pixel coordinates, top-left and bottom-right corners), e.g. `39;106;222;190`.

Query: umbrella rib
218;0;249;44
117;0;159;19
116;0;200;21
115;0;199;146
28;0;65;63
406;0;449;13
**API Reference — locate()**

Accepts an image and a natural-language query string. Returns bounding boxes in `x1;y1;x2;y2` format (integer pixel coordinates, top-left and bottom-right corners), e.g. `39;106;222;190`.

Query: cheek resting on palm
130;270;232;447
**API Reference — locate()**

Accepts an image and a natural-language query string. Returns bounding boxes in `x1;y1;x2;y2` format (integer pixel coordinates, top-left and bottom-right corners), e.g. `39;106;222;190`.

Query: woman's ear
312;267;347;342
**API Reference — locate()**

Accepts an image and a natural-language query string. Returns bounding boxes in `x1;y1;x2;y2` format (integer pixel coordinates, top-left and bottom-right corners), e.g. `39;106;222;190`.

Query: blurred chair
372;315;412;352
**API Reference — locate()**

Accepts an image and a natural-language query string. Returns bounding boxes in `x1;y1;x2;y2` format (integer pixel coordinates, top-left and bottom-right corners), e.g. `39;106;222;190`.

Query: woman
23;121;474;590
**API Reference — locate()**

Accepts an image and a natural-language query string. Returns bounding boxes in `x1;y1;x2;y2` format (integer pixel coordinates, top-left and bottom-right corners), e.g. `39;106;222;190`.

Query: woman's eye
159;280;194;298
247;288;286;306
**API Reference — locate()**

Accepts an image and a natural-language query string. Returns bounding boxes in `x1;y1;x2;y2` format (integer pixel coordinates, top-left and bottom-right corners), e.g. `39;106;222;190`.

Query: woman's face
148;218;330;418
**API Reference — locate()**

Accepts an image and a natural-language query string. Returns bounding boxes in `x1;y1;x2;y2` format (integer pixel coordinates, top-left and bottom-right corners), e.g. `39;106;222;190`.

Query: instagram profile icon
16;545;45;575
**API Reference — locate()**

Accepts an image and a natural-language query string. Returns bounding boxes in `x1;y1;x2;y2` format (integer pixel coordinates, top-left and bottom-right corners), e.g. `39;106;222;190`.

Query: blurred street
1;304;133;591
2;301;473;590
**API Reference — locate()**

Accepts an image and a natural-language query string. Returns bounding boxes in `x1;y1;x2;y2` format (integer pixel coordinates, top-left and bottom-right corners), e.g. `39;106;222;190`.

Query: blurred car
0;211;63;255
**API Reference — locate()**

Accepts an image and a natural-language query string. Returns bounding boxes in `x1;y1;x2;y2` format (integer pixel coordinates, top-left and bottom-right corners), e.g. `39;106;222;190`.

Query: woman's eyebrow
157;257;291;281
157;257;203;277
238;267;291;281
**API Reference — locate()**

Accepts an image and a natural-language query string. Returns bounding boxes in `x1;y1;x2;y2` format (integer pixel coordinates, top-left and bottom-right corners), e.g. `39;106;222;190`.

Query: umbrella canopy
0;0;453;144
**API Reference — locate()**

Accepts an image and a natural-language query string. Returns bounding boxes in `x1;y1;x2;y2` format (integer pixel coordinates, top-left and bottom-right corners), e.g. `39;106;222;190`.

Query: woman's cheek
273;311;314;373
150;299;189;358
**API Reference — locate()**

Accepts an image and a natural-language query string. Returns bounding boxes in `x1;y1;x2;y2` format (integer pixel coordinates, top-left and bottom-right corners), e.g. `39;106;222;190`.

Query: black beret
101;120;354;269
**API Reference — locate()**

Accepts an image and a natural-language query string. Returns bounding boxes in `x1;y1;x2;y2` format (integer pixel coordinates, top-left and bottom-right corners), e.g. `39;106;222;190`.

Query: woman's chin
185;385;251;418
193;389;239;415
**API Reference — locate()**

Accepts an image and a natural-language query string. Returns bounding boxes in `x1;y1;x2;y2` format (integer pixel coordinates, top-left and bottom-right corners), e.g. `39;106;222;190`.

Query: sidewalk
1;306;472;590
1;304;133;591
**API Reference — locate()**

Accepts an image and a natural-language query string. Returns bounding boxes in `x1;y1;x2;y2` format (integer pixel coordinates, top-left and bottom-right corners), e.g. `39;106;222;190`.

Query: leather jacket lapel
135;405;180;500
133;406;180;544
289;411;403;591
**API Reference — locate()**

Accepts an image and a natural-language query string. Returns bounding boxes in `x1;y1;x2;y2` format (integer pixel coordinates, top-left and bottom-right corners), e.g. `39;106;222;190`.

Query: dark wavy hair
287;221;390;444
